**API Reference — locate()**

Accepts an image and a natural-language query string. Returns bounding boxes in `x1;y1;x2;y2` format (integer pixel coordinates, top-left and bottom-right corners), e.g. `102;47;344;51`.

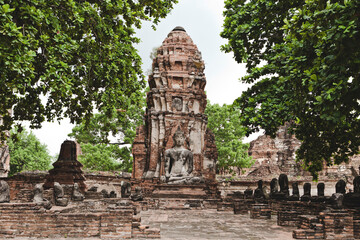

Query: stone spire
44;140;86;192
132;27;217;183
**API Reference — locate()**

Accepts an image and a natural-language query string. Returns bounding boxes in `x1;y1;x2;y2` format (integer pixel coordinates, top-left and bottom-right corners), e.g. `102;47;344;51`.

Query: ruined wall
0;202;135;239
248;123;302;177
0;171;159;239
44;140;86;191
248;123;360;179
3;171;131;202
132;26;217;182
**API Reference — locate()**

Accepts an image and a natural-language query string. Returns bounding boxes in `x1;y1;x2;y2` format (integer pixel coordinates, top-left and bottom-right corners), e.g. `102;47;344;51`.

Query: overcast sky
30;0;255;156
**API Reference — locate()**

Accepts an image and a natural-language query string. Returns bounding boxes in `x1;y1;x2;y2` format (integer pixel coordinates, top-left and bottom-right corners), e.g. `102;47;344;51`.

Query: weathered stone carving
121;181;131;198
354;176;360;193
270;178;279;197
317;183;325;197
254;180;265;200
54;182;68;206
72;183;84;201
289;182;300;201
88;185;98;192
301;183;311;201
172;97;183;111
33;184;52;209
312;182;326;202
100;189;116;198
109;191;117;198
279;174;289;196
331;193;344;209
132;26;217;183
244;188;253;199
101;189;110;198
130;187;143;201
272;174;289;200
343;176;360;207
164;127;203;184
0;180;10;203
335;179;346;194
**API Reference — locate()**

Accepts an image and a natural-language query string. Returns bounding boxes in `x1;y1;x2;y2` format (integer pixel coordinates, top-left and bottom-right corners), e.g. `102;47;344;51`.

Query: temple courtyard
139;209;294;240
12;209;295;240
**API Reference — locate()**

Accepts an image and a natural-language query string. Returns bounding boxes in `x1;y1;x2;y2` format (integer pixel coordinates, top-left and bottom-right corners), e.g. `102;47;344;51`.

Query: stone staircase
131;213;160;238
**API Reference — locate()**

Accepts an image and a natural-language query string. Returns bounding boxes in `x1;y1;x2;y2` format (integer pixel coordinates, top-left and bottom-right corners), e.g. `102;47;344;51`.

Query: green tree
0;0;178;139
68;87;145;172
69;108;144;172
205;102;253;175
221;0;360;178
8;129;52;176
78;143;132;172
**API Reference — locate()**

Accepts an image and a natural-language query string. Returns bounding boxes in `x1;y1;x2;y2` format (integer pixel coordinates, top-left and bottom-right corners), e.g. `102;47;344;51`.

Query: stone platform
152;184;208;199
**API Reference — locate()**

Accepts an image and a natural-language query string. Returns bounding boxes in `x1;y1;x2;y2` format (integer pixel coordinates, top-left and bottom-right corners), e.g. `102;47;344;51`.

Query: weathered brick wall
2;171;48;202
250;203;272;219
0;202;134;239
354;211;360;239
1;171;131;202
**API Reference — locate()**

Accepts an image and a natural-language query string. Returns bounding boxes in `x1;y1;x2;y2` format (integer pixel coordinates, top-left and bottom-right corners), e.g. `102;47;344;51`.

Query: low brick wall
319;210;354;239
354;212;360;239
1;171;131;202
292;210;359;239
250;203;271;219
0;202;134;239
276;201;327;227
233;199;255;214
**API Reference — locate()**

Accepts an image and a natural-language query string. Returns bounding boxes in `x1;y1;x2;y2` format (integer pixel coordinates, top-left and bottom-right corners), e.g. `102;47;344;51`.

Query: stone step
152;188;207;199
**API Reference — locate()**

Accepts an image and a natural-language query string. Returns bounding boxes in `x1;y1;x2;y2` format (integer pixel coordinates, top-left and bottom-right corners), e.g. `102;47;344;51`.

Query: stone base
278;210;299;226
250;203;271;219
152;184;208;199
0;200;140;239
293;210;355;239
233;199;255;214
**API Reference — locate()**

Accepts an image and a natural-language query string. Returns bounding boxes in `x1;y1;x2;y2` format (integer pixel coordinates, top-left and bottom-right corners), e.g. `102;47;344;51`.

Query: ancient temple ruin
44;140;86;192
247;122;360;179
248;123;303;177
0;114;10;178
2;26;360;239
132;26;217;184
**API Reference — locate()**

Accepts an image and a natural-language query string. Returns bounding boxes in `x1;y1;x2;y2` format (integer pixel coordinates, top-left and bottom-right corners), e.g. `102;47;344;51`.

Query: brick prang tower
132;26;217;183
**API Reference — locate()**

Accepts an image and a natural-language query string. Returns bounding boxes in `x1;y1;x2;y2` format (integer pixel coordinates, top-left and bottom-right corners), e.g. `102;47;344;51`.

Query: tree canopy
221;0;360;178
77;143;132;172
205;102;253;175
69;98;144;172
8;128;52;176
0;0;177;139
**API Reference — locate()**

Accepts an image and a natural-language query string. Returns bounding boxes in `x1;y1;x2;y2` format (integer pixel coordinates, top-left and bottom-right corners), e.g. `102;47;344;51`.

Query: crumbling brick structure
132;26;217;182
248;122;360;179
44;140;86;192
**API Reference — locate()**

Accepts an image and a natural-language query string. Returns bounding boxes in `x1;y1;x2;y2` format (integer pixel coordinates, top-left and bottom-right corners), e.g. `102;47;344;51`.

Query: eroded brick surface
132;27;217;183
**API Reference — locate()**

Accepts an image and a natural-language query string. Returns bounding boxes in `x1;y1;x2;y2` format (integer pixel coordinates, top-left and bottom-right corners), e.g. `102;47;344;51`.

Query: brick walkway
138;209;295;240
